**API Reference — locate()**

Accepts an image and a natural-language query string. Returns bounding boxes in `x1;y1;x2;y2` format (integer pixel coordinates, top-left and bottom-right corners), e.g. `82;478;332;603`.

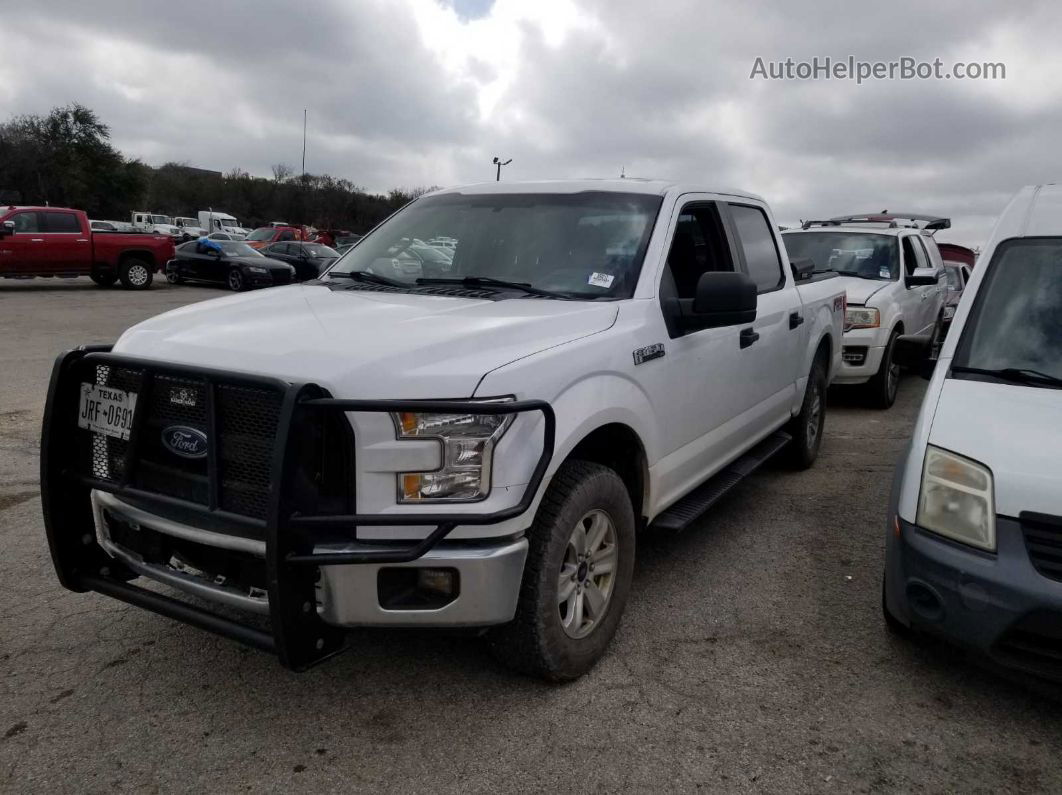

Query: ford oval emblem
161;425;208;459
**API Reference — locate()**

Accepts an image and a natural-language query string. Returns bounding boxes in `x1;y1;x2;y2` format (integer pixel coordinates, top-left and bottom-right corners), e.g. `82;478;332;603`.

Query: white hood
114;284;618;398
928;378;1062;517
831;275;893;306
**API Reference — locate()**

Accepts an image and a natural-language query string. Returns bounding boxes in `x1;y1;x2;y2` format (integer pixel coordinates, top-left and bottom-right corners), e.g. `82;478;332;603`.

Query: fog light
842;346;867;365
378;567;460;610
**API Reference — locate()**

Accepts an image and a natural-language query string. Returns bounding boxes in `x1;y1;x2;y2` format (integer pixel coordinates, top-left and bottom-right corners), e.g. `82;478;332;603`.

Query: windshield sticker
589;272;615;289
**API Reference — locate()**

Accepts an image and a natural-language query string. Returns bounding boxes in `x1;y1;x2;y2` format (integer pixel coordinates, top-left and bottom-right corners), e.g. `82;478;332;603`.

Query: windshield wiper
951;365;1062;389
415;276;572;298
327;270;408;288
833;269;887;281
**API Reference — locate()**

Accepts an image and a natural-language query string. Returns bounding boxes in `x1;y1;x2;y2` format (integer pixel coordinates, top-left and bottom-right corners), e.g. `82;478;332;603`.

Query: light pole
301;109;307;176
492;156;512;181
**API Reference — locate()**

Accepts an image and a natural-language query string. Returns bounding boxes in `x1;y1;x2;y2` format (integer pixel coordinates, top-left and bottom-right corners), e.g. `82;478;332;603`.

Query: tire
784;358;826;469
165;269;184;285
866;329;901;409
488;460;636;681
89;271;116;288
118;258;153;290
227;268;246;292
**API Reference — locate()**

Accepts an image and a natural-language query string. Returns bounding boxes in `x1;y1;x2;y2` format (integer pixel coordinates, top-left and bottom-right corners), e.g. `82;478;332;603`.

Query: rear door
724;201;802;429
0;210;41;274
40;210;91;272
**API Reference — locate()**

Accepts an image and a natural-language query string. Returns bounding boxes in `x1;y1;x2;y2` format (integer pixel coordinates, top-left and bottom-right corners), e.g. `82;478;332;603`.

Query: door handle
30;238;44;242
789;312;804;329
739;327;760;349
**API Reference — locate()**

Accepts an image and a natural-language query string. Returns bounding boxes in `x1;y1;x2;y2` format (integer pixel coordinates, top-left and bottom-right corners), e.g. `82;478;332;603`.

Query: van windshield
952;238;1062;385
329;191;663;299
783;232;899;280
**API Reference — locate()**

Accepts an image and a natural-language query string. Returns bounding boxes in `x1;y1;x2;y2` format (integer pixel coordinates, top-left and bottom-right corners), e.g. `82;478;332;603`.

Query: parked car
0;206;173;288
244;225;307;250
334;233;362;254
942;261;971;326
164;239;295;291
173;217;205;241
782;214;947;407
883;184;1062;681
41;180;844;681
260;241;340;280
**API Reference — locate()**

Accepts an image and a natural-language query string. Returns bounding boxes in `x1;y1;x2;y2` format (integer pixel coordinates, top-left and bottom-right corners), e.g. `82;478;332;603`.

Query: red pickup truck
0;206;175;289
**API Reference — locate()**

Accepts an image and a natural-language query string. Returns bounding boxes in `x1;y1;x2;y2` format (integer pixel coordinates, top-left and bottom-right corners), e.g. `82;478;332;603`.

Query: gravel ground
2;279;1061;793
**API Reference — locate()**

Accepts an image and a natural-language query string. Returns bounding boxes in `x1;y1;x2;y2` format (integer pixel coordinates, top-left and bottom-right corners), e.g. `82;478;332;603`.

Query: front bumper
832;327;887;384
885;514;1062;680
41;347;554;670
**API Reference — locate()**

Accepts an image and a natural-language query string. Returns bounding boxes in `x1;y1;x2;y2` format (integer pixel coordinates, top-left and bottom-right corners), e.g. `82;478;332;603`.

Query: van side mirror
893;332;937;380
905;267;939;287
0;220;13;238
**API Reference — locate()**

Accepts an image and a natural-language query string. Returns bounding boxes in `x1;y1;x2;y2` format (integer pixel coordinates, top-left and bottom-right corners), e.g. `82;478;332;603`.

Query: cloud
2;0;1060;245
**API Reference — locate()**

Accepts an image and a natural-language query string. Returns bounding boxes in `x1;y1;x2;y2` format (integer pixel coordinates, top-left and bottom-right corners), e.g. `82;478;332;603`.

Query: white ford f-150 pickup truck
782;214;947;407
42;180;844;680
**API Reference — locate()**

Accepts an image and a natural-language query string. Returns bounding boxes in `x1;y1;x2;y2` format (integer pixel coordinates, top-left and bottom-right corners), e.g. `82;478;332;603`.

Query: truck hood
114;284;618;398
928;377;1062;517
832;275;893;306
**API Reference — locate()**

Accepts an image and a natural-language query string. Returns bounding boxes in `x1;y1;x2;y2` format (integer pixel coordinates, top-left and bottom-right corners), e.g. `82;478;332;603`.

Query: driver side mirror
667;272;758;334
0;220;14;238
893;332;937;380
905;267;939;287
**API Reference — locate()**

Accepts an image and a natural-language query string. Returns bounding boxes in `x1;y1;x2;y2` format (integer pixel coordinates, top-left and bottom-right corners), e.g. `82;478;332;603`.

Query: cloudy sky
3;0;1061;246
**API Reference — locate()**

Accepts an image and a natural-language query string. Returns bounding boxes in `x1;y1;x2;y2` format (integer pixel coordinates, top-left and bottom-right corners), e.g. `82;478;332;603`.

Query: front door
2;211;43;274
39;210;91;273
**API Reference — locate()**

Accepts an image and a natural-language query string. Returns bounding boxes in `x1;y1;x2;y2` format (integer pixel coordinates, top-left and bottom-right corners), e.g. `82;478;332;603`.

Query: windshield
783;232;899;280
952;238;1062;382
246;227;276;241
329;191;663;298
151;215;170;225
944;265;963;289
219;242;261;257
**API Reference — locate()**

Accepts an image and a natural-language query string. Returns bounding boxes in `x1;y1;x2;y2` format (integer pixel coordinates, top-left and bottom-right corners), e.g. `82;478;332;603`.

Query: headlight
392;401;514;502
916;445;995;551
844;306;879;331
247;265;268;274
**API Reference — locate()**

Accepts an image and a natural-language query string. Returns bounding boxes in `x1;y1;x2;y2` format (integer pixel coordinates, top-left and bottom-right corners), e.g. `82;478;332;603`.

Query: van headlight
392;401;514;502
844;306;879;331
916;446;995;551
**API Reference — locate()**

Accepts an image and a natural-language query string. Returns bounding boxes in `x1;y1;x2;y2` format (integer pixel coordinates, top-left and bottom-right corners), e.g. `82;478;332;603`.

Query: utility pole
301;109;307;175
492;156;512;181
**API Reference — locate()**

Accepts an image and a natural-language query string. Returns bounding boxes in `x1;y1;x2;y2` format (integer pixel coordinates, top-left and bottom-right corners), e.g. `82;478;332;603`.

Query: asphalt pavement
2;279;1060;793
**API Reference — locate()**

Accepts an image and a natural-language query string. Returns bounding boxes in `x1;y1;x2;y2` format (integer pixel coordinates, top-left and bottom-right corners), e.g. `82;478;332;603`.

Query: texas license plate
78;383;138;440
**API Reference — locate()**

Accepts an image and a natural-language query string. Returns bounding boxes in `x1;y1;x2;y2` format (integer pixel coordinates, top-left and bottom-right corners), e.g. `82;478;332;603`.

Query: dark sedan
165;240;295;291
260;241;340;281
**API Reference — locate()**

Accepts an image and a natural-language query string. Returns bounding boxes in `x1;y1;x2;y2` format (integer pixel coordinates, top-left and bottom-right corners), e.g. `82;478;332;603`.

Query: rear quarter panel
795;278;846;385
91;233;175;269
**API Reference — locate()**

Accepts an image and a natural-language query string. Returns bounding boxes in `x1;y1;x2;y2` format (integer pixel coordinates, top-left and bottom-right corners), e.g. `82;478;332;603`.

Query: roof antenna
620;165;626;178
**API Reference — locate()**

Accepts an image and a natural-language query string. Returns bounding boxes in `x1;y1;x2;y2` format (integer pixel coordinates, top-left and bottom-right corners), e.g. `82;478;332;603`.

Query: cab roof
425;179;764;202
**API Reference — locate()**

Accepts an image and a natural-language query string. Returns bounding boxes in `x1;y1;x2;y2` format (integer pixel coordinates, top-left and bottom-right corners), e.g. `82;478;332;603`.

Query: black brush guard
41;347;555;671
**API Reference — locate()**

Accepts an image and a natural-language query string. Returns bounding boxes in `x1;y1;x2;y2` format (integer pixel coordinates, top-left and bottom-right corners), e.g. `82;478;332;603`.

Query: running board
649;431;792;532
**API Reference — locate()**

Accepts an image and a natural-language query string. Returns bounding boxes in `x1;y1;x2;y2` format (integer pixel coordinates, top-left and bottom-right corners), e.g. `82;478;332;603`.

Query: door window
661;204;734;299
44;212;81;233
902;235;929;275
728;204;784;293
10;212;41;233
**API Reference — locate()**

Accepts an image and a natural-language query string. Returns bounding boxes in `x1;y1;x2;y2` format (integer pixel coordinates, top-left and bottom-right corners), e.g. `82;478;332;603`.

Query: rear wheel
89;271;116;288
118;258;153;290
784;359;827;469
488;460;636;681
227;268;246;292
866;329;901;409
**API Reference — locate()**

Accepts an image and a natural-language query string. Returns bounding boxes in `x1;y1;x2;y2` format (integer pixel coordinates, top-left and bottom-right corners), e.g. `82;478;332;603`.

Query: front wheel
784;360;826;469
118;258;153;290
226;268;246;292
488;460;636;681
165;269;183;285
866;329;901;409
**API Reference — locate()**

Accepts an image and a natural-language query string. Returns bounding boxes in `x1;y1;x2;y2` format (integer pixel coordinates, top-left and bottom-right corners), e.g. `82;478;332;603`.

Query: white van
884;185;1062;681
